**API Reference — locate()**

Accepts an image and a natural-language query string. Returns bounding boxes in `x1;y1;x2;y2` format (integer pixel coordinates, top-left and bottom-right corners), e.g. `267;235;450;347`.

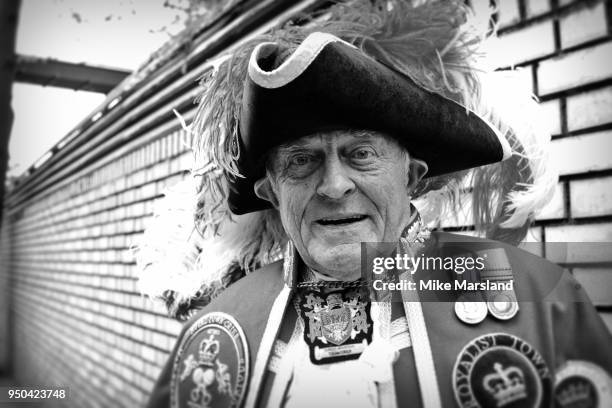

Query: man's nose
316;156;355;200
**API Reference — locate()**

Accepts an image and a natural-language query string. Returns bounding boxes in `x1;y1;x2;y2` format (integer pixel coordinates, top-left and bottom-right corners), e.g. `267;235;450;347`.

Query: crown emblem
326;293;343;309
198;333;220;367
483;363;527;407
556;381;592;408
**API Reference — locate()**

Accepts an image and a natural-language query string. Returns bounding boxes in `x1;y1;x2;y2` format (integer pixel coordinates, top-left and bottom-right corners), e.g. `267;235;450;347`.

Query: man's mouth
316;214;368;226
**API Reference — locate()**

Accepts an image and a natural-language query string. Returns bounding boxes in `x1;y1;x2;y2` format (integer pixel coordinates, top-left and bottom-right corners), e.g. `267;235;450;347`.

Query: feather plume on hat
135;0;557;319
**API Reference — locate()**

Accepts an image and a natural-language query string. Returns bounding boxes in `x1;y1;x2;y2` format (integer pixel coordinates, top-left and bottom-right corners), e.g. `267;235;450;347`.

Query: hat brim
229;32;511;214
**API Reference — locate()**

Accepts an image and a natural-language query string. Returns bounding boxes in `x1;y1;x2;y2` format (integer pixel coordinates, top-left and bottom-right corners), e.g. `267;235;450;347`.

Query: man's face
258;131;422;280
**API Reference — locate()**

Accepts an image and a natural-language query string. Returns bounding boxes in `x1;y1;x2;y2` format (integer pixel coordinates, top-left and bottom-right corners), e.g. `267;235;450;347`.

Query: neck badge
296;287;373;365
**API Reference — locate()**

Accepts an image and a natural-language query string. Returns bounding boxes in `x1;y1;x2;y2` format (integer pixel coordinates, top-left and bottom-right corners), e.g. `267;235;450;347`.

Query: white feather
477;70;558;228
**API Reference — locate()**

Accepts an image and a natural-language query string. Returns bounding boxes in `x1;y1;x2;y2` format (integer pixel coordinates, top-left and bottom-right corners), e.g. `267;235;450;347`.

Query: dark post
0;0;19;380
0;0;20;228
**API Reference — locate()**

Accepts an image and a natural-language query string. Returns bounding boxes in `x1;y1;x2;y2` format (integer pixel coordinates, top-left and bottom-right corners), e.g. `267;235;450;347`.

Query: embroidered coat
146;232;612;408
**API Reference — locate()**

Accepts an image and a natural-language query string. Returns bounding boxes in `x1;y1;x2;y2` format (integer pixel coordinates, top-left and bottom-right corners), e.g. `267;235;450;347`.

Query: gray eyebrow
276;130;380;152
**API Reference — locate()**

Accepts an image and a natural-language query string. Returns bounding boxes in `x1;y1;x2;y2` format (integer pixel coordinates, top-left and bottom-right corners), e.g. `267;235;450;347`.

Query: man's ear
254;176;279;208
408;158;428;192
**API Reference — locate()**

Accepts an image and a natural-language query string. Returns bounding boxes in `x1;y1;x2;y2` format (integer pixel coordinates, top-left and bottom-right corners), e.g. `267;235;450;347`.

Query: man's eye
289;154;313;166
350;147;376;161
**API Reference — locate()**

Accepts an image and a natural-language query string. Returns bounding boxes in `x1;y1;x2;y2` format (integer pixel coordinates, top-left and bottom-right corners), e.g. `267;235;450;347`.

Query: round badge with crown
554;360;612;408
453;333;552;408
171;312;249;408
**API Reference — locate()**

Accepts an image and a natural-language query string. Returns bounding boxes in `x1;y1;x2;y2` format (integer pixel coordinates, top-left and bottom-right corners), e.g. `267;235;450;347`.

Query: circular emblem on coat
171;312;249;408
554;360;612;408
453;333;552;408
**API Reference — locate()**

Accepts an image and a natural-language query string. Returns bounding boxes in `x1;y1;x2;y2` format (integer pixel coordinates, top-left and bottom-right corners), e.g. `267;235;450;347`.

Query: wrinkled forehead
273;129;405;154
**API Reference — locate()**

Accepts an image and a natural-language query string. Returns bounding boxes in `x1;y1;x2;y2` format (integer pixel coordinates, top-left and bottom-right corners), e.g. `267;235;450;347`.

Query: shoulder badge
554;360;612;408
171;312;249;408
453;333;552;408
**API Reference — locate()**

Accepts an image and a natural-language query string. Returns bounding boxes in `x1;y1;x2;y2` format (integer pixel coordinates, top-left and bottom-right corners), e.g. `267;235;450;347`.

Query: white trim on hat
248;31;356;89
485;118;513;161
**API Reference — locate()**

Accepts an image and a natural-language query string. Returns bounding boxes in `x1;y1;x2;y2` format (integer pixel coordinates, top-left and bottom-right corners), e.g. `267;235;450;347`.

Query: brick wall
2;131;189;407
490;0;612;328
0;0;610;407
436;0;612;330
503;0;612;329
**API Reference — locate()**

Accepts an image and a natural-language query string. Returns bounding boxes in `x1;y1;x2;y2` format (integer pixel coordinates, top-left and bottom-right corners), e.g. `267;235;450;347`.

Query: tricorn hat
230;31;511;214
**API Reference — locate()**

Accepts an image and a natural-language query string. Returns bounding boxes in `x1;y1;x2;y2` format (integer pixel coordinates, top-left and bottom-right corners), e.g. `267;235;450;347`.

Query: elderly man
144;1;612;407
